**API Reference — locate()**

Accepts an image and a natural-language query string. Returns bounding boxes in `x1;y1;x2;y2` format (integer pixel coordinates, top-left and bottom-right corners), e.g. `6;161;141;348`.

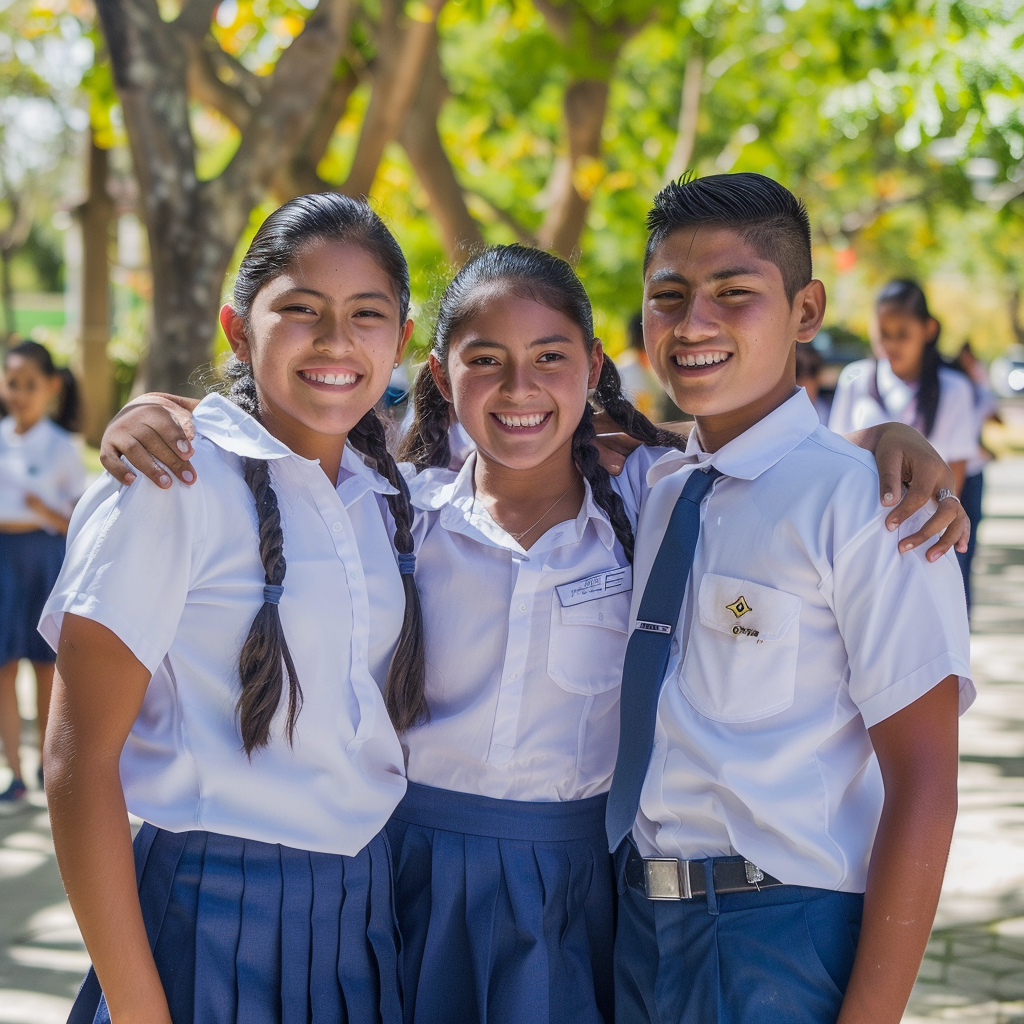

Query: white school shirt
828;359;976;466
630;390;974;892
400;453;638;802
0;416;85;529
39;394;407;857
965;381;999;477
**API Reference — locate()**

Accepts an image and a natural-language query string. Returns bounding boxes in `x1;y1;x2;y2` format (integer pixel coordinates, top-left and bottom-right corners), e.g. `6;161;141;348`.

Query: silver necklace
483;475;581;542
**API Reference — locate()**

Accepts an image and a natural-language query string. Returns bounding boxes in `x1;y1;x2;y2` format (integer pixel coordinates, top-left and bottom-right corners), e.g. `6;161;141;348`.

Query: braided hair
875;279;942;439
222;193;426;752
398;244;685;563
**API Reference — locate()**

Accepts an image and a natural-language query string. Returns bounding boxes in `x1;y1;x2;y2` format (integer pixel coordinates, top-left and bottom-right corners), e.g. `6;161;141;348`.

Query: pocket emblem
726;595;752;619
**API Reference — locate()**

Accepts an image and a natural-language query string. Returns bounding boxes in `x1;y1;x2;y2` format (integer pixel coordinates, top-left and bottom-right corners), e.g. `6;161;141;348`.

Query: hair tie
397;553;416;576
263;584;284;605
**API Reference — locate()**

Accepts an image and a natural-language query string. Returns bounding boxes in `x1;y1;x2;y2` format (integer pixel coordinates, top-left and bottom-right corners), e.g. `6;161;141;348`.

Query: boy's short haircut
645;172;812;304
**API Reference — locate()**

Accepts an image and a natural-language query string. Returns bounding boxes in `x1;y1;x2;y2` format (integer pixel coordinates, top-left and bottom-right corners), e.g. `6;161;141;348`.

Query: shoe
0;777;28;812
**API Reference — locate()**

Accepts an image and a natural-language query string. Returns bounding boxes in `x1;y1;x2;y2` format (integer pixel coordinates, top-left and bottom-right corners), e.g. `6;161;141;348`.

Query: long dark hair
4;340;81;432
398;244;684;563
224;193;426;754
875;279;942;438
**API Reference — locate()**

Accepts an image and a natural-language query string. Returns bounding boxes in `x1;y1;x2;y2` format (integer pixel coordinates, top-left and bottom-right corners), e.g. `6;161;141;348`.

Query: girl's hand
24;493;72;535
849;422;970;561
100;394;199;488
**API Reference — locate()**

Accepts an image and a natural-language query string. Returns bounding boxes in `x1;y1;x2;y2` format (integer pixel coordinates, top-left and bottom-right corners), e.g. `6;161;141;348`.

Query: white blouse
0;416;85;529
40;394;407;856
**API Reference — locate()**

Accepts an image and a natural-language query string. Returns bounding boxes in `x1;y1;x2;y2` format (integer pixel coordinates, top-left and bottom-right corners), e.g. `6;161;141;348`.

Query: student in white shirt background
0;340;85;807
828;279;977;499
39;194;420;1024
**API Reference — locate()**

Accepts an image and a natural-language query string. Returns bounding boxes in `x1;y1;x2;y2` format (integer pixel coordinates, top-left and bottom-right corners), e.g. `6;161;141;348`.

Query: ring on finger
936;487;960;503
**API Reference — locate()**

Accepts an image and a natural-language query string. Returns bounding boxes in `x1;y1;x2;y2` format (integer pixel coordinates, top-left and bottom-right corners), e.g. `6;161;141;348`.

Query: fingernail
124;473;136;485
886;519;896;531
159;474;171;487
177;440;191;453
883;492;894;504
899;541;910;553
182;470;195;483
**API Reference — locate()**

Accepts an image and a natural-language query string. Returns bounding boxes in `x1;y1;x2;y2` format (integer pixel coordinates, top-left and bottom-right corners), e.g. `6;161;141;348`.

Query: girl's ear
221;304;250;361
428;352;453;403
926;316;940;344
395;318;415;365
588;340;605;391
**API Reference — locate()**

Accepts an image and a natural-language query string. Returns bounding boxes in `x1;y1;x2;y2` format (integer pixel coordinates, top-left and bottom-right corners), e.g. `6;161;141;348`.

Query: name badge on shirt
556;566;633;607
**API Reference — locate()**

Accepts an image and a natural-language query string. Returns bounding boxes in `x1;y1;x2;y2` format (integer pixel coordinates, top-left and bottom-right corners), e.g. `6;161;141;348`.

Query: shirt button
518;602;528;612
332;522;343;533
509;672;518;681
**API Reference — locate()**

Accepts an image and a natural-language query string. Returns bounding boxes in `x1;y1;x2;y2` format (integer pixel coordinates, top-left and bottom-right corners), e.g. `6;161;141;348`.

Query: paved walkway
1;454;1023;1024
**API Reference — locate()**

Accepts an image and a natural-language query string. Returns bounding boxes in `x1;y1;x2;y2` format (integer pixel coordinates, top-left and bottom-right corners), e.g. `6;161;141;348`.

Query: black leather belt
625;845;784;900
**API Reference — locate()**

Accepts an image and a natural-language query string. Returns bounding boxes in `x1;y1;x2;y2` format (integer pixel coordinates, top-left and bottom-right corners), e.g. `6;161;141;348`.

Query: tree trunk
77;136;117;445
537;77;610;258
399;33;483;261
1010;286;1024;348
664;52;703;183
0;248;14;342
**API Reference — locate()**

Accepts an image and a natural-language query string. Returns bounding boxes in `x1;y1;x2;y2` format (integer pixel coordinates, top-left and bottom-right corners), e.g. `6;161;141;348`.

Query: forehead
644;224;784;290
450;286;584;344
4;355;43;377
260;239;398;301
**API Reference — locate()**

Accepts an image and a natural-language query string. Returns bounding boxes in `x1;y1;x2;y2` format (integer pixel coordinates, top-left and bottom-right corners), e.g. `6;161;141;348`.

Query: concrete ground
1;453;1023;1023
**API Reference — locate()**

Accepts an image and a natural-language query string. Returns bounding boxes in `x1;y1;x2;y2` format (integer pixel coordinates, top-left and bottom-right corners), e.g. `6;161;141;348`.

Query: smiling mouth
299;370;359;387
673;352;732;368
492;412;551;430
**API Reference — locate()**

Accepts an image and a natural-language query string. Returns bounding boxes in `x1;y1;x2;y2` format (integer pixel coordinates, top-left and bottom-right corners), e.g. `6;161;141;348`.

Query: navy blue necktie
605;465;722;851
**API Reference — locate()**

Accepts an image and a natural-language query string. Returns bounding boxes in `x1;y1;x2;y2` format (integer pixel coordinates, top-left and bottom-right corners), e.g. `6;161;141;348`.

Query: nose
499;359;541;401
313;316;356;355
673;293;719;344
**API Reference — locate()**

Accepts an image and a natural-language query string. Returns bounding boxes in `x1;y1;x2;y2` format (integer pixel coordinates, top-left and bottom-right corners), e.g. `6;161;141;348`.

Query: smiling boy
606;173;973;1024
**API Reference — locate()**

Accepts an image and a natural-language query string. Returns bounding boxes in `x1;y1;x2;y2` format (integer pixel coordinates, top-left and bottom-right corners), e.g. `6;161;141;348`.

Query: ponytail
398;361;453;469
4;340;80;432
348;409;428;731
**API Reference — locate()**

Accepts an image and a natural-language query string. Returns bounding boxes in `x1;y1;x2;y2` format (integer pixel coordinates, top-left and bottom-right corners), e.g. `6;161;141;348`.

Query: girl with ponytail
0;341;85;807
829;279;976;497
40;194;419;1024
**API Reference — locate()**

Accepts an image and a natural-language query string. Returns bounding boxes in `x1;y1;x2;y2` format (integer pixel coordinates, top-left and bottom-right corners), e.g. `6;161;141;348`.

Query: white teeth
496;413;547;428
673;352;730;367
302;371;357;386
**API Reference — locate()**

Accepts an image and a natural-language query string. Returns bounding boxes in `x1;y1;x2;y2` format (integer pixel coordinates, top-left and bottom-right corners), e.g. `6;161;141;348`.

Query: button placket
486;554;537;766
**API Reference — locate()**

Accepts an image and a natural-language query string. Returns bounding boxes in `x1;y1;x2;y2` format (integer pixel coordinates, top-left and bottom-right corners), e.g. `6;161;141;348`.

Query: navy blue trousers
68;823;402;1024
956;470;984;611
614;845;863;1024
0;530;65;664
387;783;614;1024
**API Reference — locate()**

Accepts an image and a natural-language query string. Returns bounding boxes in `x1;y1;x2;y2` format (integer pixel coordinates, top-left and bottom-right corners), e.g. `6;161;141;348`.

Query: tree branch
174;0;219;38
464;188;536;246
399;36;484;259
184;36;258;128
664;51;703;183
339;0;447;198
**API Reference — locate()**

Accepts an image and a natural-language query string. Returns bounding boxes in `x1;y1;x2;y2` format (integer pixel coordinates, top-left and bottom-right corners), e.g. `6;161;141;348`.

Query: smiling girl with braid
39;194;421;1024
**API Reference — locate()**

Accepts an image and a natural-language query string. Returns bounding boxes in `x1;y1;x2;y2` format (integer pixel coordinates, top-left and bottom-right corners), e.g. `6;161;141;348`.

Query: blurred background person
0;341;84;808
617;312;674;422
829;277;976;502
954;341;1003;609
796;342;831;424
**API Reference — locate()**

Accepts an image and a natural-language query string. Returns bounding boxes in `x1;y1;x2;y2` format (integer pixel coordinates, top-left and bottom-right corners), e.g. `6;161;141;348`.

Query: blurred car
990;347;1024;398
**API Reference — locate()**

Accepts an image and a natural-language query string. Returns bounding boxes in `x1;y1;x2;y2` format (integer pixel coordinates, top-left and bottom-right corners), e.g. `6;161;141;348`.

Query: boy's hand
100;394;199;488
848;422;970;561
592;412;692;476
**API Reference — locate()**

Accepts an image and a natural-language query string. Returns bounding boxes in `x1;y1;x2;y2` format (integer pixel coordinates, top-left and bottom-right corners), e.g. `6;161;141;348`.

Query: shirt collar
413;451;617;552
193;393;397;498
646;388;820;487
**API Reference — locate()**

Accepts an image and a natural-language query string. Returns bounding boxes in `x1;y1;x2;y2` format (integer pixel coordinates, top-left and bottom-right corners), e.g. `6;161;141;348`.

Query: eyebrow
647;266;765;286
460;334;576;350
279;287;395;305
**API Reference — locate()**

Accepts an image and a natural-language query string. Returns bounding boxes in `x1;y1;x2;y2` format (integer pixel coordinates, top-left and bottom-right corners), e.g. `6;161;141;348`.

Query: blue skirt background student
0;341;84;806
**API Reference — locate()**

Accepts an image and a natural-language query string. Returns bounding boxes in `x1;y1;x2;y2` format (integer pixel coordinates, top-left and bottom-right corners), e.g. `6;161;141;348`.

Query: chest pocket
678;573;801;722
547;591;630;695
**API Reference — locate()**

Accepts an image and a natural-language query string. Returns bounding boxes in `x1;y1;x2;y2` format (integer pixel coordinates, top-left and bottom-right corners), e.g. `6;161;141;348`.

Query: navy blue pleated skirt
0;530;65;663
386;783;614;1024
67;823;402;1024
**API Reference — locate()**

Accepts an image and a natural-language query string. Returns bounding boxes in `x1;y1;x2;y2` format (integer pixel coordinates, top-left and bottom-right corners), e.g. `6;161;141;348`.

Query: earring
393;361;399;368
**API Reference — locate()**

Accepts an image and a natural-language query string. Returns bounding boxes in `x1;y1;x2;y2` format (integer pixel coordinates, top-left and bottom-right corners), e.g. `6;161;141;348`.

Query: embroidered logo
726;595;752;619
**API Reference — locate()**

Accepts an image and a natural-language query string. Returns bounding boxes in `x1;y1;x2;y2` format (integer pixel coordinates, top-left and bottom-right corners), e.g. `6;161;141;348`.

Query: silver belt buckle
643;858;692;900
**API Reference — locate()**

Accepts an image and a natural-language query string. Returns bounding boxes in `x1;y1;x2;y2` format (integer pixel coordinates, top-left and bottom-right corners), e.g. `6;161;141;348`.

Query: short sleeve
39;468;207;673
830;500;974;728
613;445;674;526
827;363;863;435
56;437;87;511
